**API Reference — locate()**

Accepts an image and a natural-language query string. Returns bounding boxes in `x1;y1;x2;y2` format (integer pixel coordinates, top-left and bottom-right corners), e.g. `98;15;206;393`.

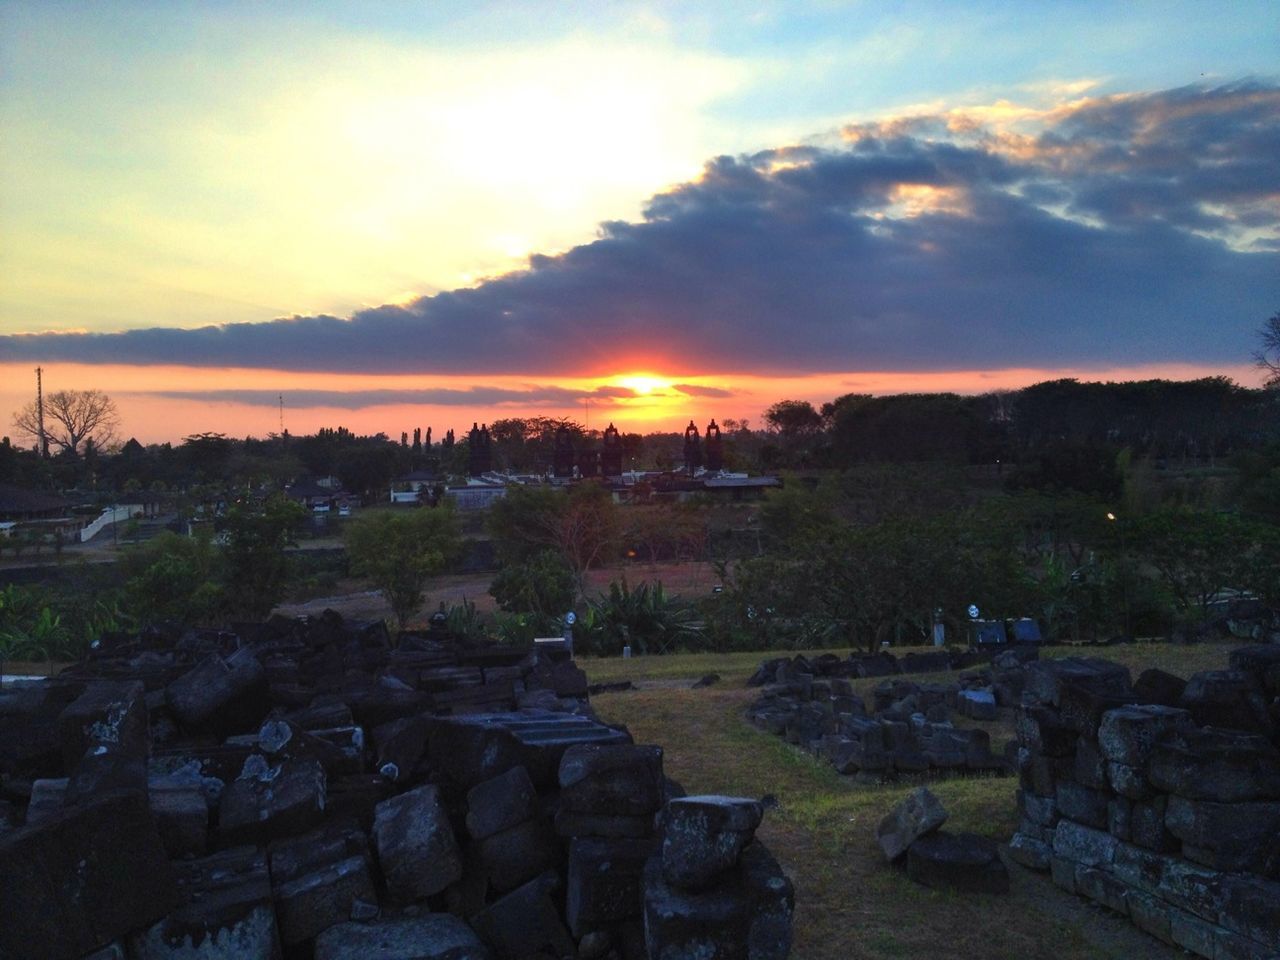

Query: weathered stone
957;689;998;720
1020;790;1058;827
0;791;178;960
1158;857;1227;922
1130;796;1177;852
166;649;267;732
371;716;431;783
274;854;377;945
565;837;655;936
1181;670;1273;735
372;783;462;901
258;719;364;776
1017;748;1056;796
1170;907;1220;958
1218;873;1280;946
877;786;947;862
1107;761;1155;800
661;795;763;889
1108;797;1132;842
1148;727;1280;802
905;831;1009;894
314;914;492;960
1022;657;1132;709
1016;707;1078;757
1052;819;1117;868
56;680;148;769
1056;780;1109;830
1112;841;1167;897
128;847;279;960
642;844;794;960
1073;735;1108;789
465;765;536;840
218;756;326;846
470;870;575;960
1050;855;1077;893
1165;796;1280;874
1075;865;1129;914
1128;889;1174;945
553;810;653;839
150;782;208;857
474;816;559;893
1098;704;1191;767
1007;833;1052;871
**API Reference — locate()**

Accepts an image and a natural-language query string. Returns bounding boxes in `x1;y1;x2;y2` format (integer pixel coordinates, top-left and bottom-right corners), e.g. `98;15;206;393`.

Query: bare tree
12;389;120;456
1255;310;1280;388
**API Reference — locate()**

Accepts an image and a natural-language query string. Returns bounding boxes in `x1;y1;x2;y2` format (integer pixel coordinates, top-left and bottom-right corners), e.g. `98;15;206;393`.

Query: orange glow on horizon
0;361;1265;447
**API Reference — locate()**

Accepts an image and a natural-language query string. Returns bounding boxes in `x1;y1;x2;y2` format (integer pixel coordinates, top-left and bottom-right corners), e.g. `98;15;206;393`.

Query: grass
583;640;1251;960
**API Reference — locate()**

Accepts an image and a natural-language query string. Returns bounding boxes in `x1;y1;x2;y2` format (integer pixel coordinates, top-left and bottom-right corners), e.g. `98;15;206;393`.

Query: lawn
582;640;1251;960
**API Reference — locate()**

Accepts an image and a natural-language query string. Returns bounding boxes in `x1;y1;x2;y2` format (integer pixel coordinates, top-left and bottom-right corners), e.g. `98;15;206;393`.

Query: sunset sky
1;1;1277;444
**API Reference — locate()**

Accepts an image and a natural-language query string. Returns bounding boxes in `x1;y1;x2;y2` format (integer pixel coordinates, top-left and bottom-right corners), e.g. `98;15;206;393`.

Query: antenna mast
35;366;48;458
279;394;284;435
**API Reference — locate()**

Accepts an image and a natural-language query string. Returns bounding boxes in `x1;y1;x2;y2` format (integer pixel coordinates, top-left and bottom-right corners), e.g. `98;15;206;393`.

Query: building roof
0;482;74;516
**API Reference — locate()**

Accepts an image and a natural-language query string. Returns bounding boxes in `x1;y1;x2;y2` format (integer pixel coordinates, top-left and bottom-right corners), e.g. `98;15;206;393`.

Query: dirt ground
272;560;722;624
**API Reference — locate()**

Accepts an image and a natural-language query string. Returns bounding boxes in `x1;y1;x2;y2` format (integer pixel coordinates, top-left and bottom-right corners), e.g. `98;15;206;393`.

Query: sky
1;1;1277;444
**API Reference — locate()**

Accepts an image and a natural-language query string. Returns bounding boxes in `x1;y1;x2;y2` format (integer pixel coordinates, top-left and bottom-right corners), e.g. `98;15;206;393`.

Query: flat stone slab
906;831;1009;894
373;784;462;901
661;795;764;890
314;914;491;960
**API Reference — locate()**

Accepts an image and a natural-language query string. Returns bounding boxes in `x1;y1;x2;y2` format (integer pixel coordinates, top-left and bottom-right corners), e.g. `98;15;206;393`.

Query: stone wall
1008;649;1280;958
0;614;793;960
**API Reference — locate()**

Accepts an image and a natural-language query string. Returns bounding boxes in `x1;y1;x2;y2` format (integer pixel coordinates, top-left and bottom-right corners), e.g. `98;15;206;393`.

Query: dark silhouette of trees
1256;309;1280;388
12;389;119;456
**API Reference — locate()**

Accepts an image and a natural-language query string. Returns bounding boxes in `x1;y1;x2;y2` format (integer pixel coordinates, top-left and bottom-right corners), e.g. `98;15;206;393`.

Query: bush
577;579;705;656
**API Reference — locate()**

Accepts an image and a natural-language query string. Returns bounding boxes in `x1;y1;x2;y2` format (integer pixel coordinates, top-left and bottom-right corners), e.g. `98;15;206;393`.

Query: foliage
120;531;225;626
346;505;461;628
578;579;705;656
487;481;620;593
0;581;123;663
444;599;489;644
1255;308;1280;389
489;549;576;631
220;495;309;619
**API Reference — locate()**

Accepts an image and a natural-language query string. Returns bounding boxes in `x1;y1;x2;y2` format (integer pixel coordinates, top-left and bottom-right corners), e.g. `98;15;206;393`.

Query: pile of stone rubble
0;613;793;960
744;648;1038;778
1009;649;1280;958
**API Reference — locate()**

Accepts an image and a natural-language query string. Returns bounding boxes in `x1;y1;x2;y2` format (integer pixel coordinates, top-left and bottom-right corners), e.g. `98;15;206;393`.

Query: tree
220;495;308;619
1255;310;1280;388
120;531;224;626
489;549;577;630
12;389;119;456
346;505;461;629
487;482;620;595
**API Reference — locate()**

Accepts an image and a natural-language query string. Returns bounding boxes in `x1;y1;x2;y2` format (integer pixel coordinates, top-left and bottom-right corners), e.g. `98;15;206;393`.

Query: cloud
138;384;653;409
672;383;735;398
3;80;1277;376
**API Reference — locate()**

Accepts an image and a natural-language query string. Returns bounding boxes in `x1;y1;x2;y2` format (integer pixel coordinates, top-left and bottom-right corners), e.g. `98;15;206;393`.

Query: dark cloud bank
4;81;1278;376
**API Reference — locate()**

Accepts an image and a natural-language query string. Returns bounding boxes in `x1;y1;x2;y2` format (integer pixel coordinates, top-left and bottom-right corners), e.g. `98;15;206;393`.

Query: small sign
967;604;980;619
564;611;577;626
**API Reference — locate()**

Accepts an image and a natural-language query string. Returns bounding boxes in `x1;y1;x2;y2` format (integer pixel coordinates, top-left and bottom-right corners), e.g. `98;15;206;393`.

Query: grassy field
581;641;1251;960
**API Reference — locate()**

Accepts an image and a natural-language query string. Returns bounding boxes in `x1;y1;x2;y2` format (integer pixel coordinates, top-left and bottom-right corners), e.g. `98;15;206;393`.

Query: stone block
314;914;492;960
371;715;431;783
128;847;279;960
1112;841;1166;896
1056;780;1109;830
553;809;653;839
957;689;997;720
465;765;536;840
565;837;655;937
1073;736;1107;789
1108;797;1132;842
1007;832;1052;871
662;795;764;889
1016;707;1078;757
269;820;375;944
474;816;559;893
1181;670;1273;735
1218;873;1280;946
372;783;462;901
1022;657;1131;709
166;649;268;732
1018;748;1056;796
0;791;178;960
1148;727;1280;802
1170;907;1220;958
55;680;148;769
1075;864;1129;915
1158;857;1227;922
150;782;209;857
1050;855;1077;893
876;786;947;862
906;831;1009;894
1107;761;1155;800
1133;668;1187;708
1128;889;1174;945
1020;790;1058;827
470;870;575;960
1165;796;1280;874
1052;819;1117;868
218;756;326;846
1098;704;1191;767
1130;796;1177;852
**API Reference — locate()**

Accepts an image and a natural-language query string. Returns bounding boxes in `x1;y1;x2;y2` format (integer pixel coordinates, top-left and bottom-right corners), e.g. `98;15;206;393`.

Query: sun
616;373;671;396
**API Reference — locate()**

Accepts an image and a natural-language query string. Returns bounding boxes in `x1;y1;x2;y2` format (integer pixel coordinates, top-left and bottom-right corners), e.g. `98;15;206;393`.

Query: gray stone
1130;796;1177;852
314;914;491;960
473;816;558;893
1056;780;1109;830
906;831;1009;894
465;765;537;840
1181;670;1273;735
1128;889;1174;945
470;870;575;960
1148;727;1280;802
150;783;209;857
661;795;764;889
273;854;377;945
876;786;947;862
1007;833;1052;871
957;689;997;720
1107;761;1155;800
1075;865;1129;915
1108;797;1132;842
559;744;665;817
565;837;655;937
56;680;148;768
1097;704;1190;766
166;649;267;731
1165;796;1280;874
372;784;462;901
218;757;326;846
1218;873;1280;946
1020;790;1058;827
1074;736;1108;789
1052;820;1117;868
1170;907;1220;958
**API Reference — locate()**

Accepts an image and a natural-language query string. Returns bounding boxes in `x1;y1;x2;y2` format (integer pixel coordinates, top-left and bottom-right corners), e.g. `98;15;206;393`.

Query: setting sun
615;374;672;396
